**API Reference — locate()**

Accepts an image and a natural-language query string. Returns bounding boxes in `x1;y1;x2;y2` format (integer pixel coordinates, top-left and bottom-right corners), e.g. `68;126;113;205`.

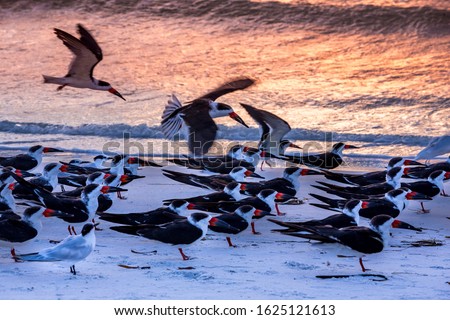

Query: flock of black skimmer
1;24;448;276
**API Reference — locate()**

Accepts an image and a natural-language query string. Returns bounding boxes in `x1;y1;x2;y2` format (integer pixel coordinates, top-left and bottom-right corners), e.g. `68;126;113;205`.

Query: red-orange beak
108;88;126;101
43;147;64;153
229;112;249;128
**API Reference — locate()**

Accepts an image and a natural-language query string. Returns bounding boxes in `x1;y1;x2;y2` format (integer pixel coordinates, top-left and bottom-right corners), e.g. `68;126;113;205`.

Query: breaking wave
0;120;434;147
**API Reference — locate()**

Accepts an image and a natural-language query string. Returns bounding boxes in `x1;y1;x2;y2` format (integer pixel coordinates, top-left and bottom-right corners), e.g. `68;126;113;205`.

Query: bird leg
117;191;127;200
419;202;430;214
441;190;448;197
226;237;236;247
57;84;67;91
359;257;370;272
260;160;273;171
70;265;77;275
275;204;285;216
60;185;66;192
92;219;102;231
10;248;20;262
251;222;261;235
68;225;77;235
178;248;190;260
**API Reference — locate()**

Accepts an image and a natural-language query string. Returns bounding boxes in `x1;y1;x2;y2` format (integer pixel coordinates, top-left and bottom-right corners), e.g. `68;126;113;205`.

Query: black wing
182;101;218;156
0;219;38;243
137;221;203;245
240;103;291;150
197;77;255;101
54;24;101;80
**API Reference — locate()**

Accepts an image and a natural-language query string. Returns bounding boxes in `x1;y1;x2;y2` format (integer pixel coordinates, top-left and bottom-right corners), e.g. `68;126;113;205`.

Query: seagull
415;134;450;161
43;24;125;100
13;223;97;275
161;77;254;156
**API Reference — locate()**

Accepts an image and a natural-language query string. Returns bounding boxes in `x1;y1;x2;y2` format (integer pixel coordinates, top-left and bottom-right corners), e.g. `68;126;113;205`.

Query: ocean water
0;0;449;167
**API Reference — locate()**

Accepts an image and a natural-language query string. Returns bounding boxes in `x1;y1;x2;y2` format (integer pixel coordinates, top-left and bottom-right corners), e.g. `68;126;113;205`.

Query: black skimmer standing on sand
68;155;111;169
313;166;406;198
9;172;125;234
13;222;97;275
98;200;201;225
125;156;162;175
284;142;358;169
58;171;109;190
239;103;301;169
13;163;68;198
196;189;294;216
161;78;253;156
0;206;66;258
43;24;125;100
0;167;37;185
400;170;450;212
32;183;126;234
276;214;413;272
309;188;431;220
240;167;322;197
0;183;17;212
321;157;424;186
103;172;145;199
172;144;246;164
162;166;263;191
269;199;363;233
415;134;450;161
0;145;63;171
208;205;270;246
110;212;230;260
404;156;450;179
162;182;245;206
168;155;255;174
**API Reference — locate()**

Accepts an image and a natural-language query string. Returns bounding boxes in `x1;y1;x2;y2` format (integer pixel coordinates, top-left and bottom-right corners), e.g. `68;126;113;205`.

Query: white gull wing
415;135;450;160
16;229;95;264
